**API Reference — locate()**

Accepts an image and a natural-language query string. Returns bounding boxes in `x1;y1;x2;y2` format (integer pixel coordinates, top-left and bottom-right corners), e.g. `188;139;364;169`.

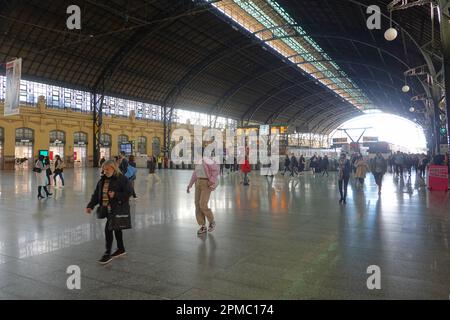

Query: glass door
15;143;33;169
74;145;87;167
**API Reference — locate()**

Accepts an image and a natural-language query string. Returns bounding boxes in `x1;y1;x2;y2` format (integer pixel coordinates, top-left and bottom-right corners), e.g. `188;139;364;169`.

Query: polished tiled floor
0;167;449;299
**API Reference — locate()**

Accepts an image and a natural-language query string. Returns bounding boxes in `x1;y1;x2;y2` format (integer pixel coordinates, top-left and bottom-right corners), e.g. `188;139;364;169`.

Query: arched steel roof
0;0;437;134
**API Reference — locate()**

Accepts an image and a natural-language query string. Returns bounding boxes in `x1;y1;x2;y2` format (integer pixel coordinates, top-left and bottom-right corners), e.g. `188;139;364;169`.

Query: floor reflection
0;168;448;263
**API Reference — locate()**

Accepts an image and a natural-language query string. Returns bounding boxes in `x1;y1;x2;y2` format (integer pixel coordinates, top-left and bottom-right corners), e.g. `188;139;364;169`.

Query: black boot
44;186;52;197
38;187;44;199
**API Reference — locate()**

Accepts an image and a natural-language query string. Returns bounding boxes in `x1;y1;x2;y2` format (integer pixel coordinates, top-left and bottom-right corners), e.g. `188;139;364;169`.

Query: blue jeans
54;172;64;186
338;176;350;200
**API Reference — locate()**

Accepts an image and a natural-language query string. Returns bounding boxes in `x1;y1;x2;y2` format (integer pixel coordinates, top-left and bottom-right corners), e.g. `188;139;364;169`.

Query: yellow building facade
0;96;165;170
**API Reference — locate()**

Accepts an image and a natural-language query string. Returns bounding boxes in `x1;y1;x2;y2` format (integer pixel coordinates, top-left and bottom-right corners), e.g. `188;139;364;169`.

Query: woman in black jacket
85;160;133;265
338;153;352;204
45;156;52;186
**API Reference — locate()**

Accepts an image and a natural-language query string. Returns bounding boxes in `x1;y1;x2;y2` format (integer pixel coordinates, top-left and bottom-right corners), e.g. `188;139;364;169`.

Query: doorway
15;128;34;169
74;132;88;167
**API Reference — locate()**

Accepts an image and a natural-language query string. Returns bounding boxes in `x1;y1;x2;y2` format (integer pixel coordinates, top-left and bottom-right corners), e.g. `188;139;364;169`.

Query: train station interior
0;0;449;300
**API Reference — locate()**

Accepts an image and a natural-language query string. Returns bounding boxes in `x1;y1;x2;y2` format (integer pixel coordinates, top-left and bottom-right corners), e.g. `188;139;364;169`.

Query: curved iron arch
242;56;419;123
208;37;416;122
288;101;353;127
265;92;334;124
309;110;360;134
269;74;415;124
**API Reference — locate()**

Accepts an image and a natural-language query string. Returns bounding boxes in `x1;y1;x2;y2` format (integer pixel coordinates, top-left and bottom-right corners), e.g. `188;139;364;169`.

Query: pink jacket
188;158;219;190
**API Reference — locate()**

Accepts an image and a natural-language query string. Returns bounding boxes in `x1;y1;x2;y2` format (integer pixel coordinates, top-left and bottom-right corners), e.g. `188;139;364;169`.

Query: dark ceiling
0;0;438;134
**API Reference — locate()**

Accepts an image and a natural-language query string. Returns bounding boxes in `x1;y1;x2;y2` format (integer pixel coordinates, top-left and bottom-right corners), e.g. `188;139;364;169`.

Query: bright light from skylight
363;109;383;114
331;113;427;153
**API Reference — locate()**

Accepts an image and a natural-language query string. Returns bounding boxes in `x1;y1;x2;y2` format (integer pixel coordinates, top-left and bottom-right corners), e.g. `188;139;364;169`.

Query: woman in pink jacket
187;157;219;235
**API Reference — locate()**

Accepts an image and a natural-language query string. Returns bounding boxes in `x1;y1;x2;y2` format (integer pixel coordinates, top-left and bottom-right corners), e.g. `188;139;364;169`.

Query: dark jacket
290;156;298;167
119;158;129;174
87;174;132;218
298;157;305;171
339;159;351;179
370;156;387;174
284;157;290;167
147;160;156;174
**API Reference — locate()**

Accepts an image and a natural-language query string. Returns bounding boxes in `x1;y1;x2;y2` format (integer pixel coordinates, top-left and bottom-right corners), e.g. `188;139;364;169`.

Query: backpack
203;159;220;189
125;165;137;180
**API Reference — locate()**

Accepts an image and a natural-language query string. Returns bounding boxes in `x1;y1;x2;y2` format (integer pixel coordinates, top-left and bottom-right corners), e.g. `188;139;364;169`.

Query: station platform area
0;168;449;300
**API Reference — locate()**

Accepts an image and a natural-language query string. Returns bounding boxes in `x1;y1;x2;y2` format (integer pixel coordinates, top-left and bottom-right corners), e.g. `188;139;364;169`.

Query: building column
440;0;450;153
3;125;16;170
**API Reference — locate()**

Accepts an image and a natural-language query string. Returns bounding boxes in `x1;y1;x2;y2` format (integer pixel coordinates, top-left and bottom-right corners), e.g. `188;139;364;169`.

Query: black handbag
107;212;132;231
32;167;42;173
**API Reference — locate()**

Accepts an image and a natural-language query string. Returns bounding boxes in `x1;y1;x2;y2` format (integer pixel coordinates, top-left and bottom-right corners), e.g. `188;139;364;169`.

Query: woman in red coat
241;157;251;186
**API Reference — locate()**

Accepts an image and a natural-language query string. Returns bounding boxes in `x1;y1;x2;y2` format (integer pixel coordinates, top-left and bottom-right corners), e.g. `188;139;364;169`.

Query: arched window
100;133;111;147
118;134;129;144
0;127;4;142
74;132;88;145
49;130;66;143
15;128;34;142
138;136;147;155
118;134;129;154
152;137;160;156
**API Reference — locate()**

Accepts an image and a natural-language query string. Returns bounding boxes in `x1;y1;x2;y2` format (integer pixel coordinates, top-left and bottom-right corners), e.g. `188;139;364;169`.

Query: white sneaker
207;221;216;232
197;225;207;235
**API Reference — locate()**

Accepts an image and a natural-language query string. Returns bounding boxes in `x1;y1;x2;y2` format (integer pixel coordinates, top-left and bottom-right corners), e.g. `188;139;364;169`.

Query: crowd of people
387;151;431;179
277;150;448;204
281;154;339;177
29;148;448;265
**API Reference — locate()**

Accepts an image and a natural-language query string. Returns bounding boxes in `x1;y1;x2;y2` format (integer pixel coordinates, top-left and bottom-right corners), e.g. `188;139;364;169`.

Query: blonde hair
102;159;121;176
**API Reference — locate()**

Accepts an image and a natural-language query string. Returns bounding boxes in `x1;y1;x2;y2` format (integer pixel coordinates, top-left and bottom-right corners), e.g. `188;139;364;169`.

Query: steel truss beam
92;89;105;167
388;0;436;11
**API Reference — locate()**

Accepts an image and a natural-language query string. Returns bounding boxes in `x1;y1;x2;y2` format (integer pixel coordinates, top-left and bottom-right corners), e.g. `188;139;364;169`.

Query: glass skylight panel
207;0;371;111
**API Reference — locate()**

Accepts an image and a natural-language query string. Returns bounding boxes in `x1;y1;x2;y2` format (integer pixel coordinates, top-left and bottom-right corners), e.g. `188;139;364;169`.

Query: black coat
284;157;290;166
119;158;129;175
87;174;132;218
147;160;156;173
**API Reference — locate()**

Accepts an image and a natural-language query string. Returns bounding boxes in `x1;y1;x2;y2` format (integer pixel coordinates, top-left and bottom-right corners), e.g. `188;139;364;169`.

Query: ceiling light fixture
384;11;398;41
